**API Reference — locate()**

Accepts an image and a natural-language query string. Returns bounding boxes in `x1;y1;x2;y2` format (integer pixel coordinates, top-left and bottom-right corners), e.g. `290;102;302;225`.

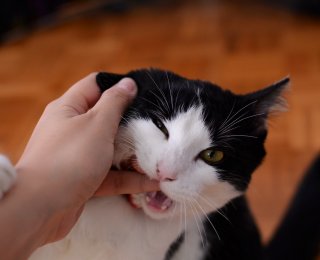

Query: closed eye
151;117;169;139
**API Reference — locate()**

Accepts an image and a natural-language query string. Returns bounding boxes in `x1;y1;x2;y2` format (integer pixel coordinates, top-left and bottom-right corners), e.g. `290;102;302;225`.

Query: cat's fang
161;205;168;211
145;191;173;212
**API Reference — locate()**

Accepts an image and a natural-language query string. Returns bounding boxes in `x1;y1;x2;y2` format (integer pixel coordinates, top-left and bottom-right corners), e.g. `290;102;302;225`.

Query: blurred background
0;0;319;249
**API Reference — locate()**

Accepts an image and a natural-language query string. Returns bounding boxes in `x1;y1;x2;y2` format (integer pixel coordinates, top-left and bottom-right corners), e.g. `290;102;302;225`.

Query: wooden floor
0;0;319;243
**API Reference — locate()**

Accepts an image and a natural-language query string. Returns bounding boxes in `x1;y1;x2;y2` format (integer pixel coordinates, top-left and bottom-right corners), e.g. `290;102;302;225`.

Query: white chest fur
30;196;197;260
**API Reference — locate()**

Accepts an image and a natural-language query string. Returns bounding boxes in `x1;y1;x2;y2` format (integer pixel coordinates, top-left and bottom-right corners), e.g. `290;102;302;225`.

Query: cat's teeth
148;192;157;199
161;205;168;211
163;198;172;208
146;196;151;203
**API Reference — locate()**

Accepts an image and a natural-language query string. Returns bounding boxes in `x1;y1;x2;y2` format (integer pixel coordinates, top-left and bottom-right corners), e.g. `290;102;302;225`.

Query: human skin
0;73;159;259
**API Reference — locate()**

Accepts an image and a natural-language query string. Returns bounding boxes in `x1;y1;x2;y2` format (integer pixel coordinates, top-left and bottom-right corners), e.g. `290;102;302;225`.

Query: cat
0;69;290;260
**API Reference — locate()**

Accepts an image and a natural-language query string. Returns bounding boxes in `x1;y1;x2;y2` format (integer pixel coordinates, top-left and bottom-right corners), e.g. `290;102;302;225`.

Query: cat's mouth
121;156;174;214
128;191;173;213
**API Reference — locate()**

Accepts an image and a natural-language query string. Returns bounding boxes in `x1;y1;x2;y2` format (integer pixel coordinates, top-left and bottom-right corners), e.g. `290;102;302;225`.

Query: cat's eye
152;118;169;138
199;148;224;165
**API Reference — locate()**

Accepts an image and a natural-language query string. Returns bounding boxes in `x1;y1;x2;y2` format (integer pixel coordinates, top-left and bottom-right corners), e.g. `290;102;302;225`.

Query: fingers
94;170;160;197
91;78;137;130
55;74;137;125
60;73;101;114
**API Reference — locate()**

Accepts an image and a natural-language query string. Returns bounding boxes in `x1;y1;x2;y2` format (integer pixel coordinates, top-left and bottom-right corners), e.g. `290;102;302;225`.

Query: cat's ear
246;77;290;116
96;72;127;92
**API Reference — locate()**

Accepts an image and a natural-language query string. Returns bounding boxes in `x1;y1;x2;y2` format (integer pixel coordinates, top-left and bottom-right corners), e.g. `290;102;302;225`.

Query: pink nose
156;162;177;182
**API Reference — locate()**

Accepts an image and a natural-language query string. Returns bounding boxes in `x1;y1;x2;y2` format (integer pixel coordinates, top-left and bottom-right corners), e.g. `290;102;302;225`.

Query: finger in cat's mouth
121;156;174;214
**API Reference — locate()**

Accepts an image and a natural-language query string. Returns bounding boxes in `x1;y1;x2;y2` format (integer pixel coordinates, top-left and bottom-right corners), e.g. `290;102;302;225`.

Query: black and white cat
0;69;289;260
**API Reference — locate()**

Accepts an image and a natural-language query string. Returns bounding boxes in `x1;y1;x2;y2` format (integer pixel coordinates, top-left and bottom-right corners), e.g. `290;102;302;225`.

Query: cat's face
97;69;288;220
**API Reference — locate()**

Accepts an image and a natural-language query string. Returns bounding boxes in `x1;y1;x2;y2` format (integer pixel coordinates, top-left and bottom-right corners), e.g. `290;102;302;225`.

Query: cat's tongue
145;191;173;211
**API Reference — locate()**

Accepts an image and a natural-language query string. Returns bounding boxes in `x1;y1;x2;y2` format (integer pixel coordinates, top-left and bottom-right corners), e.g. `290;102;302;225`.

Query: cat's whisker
219;112;265;138
117;137;135;148
185;197;208;248
196;194;231;223
168;202;178;224
189;91;199;108
148;109;166;121
218;110;250;137
215;140;236;152
216;125;242;137
190;197;221;241
117;140;134;149
124;108;139;118
145;71;171;113
218;134;258;140
120;116;130;124
196;88;203;106
222;176;249;186
174;85;183;114
219;100;236;131
218;170;250;186
139;97;166;116
177;198;189;244
148;90;169;116
166;71;174;112
117;144;134;152
218;100;258;135
183;200;187;235
218;101;258;136
189;201;206;249
179;202;183;235
193;203;208;248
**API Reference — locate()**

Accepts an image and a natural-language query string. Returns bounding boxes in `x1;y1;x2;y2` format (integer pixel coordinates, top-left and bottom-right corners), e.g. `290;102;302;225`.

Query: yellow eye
199;149;224;165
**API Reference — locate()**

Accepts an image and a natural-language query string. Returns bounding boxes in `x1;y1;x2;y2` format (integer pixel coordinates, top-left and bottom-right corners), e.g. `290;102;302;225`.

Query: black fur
203;196;262;260
97;68;288;192
265;154;320;260
95;69;310;260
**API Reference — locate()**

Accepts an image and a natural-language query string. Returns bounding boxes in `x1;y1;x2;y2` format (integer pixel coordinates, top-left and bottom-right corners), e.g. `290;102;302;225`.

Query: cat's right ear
96;72;127;92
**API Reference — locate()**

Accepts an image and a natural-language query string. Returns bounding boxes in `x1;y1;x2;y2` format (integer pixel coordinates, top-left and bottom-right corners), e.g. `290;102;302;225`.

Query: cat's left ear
246;77;290;116
96;72;127;92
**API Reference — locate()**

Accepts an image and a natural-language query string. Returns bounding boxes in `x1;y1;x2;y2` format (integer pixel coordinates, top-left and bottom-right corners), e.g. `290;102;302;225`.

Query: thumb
91;78;137;128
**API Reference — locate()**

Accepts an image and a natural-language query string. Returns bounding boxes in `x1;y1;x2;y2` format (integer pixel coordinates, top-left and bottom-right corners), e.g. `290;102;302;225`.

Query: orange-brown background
0;0;319;243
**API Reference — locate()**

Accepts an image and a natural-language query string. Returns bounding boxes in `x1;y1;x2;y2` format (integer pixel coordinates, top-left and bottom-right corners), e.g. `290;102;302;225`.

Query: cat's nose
156;162;177;182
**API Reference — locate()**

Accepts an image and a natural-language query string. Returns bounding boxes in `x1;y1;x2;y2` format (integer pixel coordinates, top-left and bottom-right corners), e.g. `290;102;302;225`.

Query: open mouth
121;156;174;213
145;191;173;212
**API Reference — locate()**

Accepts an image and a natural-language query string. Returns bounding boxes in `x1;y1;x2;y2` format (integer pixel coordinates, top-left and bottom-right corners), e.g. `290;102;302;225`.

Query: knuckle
44;99;60;111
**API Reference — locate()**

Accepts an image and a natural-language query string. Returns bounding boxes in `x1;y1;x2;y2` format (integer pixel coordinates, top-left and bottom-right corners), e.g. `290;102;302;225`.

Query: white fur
0;155;16;199
30;106;241;259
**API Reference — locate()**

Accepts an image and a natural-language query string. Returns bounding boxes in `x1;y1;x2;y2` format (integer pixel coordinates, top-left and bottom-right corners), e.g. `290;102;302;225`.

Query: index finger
94;170;160;197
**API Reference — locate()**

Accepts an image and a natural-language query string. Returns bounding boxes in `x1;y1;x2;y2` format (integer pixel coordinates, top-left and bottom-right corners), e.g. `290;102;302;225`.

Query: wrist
0;165;56;259
14;163;85;246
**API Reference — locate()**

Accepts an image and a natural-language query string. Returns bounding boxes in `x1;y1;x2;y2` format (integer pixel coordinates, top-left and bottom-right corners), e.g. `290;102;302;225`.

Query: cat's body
0;69;291;259
31;196;185;260
30;194;260;260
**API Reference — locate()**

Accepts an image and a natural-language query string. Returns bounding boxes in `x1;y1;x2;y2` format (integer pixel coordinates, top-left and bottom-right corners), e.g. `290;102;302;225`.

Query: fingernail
116;78;137;96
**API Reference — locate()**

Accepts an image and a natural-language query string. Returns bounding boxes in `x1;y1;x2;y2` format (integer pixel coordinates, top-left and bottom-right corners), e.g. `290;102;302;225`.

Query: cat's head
96;69;288;220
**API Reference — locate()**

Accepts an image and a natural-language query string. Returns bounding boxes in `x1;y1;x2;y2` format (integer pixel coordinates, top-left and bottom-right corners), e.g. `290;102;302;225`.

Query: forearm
0;168;52;260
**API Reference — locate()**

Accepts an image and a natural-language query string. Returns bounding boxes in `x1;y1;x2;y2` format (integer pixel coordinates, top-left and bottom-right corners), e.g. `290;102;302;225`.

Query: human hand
14;73;159;245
